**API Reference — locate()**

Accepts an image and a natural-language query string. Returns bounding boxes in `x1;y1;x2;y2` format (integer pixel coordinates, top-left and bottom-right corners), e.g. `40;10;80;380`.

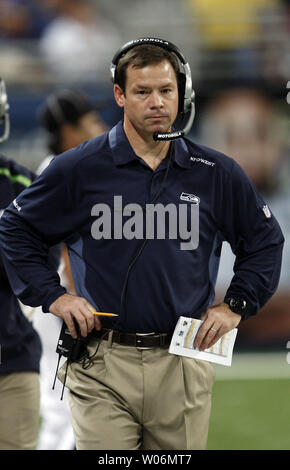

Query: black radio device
56;320;88;361
53;319;88;399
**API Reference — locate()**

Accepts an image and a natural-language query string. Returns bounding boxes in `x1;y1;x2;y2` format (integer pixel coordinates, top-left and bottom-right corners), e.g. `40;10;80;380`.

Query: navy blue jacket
0;121;284;334
0;155;42;373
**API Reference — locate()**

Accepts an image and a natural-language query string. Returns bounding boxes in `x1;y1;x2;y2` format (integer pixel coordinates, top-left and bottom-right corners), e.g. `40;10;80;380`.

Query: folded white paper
169;316;238;366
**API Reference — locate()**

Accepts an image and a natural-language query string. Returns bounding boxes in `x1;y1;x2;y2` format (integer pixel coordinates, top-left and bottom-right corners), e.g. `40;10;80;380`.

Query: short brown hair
115;44;180;92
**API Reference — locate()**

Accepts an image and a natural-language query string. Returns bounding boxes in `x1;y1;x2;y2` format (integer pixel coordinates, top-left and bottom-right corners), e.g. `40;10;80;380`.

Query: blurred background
0;0;289;449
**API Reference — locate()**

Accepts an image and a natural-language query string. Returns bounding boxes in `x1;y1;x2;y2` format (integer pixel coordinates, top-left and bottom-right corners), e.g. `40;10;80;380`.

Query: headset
0;78;10;143
44;89;90;129
45;93;68;128
110;37;195;141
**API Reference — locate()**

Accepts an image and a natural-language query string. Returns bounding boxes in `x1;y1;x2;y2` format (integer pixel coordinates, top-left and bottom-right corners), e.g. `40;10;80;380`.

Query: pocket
180;356;209;395
203;361;216;390
60;337;107;388
195;359;215;392
81;337;107;375
192;358;216;392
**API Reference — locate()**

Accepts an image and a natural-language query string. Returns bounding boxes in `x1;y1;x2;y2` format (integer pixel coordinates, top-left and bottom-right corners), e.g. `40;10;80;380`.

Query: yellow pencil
92;311;118;317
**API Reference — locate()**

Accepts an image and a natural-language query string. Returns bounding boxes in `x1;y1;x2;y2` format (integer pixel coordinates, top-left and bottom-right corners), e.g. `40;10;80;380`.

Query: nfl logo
263;205;271;218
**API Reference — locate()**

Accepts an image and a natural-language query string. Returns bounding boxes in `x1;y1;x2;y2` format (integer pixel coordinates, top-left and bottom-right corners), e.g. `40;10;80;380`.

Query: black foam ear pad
177;72;186;114
0;78;10;143
0;78;9;121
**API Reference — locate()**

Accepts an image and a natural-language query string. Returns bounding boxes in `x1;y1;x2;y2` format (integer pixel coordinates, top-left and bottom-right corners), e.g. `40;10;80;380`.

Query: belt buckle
135;332;156;350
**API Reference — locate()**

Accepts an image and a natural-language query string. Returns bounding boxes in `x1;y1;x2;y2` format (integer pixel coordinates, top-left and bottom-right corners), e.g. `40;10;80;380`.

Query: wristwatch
224;296;247;316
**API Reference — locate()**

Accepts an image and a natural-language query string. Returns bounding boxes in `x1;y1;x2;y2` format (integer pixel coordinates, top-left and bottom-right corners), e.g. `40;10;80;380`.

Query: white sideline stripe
213;352;290;380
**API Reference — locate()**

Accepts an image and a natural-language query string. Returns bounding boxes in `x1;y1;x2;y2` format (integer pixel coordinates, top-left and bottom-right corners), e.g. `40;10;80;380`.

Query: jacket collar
109;120;193;169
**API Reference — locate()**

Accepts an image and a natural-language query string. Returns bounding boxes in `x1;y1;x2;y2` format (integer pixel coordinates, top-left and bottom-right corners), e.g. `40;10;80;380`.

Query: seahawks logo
180;192;200;204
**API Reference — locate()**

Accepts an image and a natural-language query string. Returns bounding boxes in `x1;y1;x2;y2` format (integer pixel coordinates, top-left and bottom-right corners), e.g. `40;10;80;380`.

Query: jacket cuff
224;290;258;321
42;286;67;313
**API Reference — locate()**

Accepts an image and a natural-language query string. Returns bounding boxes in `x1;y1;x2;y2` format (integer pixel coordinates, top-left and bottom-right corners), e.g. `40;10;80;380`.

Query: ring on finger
210;327;217;333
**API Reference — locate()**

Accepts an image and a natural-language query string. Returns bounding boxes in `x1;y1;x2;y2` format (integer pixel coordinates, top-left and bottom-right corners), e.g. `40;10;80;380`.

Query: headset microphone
0;78;10;143
153;90;195;141
110;38;195;141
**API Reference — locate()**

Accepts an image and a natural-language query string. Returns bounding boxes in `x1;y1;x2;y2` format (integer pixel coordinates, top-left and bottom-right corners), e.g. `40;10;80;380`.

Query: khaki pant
0;372;40;450
58;333;215;450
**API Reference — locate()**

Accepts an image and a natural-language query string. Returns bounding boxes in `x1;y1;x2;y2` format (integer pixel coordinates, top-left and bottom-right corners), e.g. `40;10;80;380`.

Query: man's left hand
194;303;242;351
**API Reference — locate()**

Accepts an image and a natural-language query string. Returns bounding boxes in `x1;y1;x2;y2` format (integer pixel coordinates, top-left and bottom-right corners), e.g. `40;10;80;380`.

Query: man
0;40;284;450
34;88;107;450
0;78;41;450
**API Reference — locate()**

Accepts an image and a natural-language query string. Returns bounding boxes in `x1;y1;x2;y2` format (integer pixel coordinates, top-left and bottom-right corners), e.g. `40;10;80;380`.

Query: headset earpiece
46;94;67;127
177;72;186;114
0;78;10;143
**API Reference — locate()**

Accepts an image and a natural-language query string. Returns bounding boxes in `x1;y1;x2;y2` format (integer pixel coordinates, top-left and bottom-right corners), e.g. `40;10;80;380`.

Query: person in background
185;0;281;83
39;0;121;84
200;87;290;347
0;78;41;450
0;0;52;39
33;88;107;450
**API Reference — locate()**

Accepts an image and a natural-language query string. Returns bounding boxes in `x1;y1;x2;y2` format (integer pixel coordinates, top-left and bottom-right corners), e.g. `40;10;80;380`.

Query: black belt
92;328;172;349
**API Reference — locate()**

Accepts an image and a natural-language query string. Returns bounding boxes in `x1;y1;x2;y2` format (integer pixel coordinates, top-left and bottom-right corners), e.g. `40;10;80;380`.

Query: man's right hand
49;293;101;339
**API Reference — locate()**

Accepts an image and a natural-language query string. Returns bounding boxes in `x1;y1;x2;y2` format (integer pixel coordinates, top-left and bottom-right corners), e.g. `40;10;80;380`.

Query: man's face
114;60;179;140
62;111;107;152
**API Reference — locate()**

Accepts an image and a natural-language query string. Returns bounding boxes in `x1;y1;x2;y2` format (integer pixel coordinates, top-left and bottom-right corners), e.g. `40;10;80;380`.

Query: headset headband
43;89;94;131
111;37;187;72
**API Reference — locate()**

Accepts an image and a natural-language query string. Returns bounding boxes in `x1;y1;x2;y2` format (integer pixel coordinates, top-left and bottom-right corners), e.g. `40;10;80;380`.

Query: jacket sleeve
0;155;75;311
217;159;284;319
0;154;35;189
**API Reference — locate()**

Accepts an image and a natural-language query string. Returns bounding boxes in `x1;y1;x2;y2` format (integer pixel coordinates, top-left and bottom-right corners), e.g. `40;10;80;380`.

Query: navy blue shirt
0;155;42;373
0;121;284;334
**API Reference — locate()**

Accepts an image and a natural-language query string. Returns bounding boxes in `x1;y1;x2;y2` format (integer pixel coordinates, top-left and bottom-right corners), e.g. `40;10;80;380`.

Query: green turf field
206;352;290;450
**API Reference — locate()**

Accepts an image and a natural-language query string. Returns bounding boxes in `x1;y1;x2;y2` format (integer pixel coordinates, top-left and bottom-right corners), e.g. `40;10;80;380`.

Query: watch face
228;297;246;313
